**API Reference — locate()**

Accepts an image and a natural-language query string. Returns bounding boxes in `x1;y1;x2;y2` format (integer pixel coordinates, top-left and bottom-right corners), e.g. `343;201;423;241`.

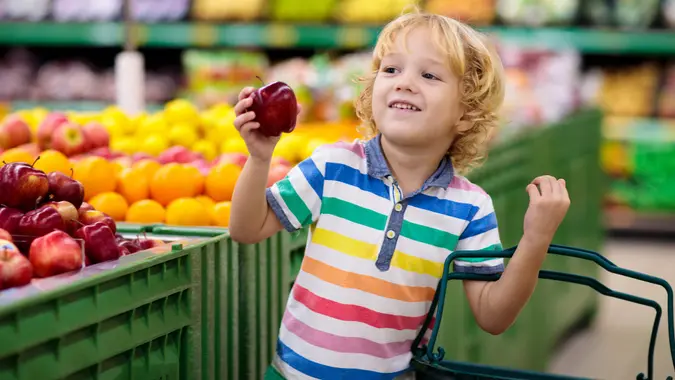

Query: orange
33;149;71;174
117;167;150;204
0;148;34;165
212;201;231;227
195;195;216;223
205;163;241;202
150;163;197;206
183;165;205;195
165;198;210;226
132;159;162;182
73;157;117;201
126;199;166;223
88;192;129;221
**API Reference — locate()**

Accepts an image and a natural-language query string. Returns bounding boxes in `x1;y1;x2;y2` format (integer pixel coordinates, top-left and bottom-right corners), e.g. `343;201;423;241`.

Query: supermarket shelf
0;22;675;53
605;208;675;234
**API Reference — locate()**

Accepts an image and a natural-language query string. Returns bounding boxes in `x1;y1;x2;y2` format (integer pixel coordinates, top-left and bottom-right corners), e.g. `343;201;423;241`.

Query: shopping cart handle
416;244;675;380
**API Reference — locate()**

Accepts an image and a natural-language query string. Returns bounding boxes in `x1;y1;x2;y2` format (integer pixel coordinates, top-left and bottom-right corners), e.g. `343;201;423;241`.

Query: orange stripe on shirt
302;256;436;303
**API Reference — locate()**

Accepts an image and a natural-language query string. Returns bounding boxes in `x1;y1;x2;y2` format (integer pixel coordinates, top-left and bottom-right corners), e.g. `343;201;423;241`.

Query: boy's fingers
234;97;253;115
238;87;256;101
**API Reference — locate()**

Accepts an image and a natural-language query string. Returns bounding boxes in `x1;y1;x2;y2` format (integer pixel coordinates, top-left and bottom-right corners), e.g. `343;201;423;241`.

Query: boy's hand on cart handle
233;87;302;161
523;175;570;248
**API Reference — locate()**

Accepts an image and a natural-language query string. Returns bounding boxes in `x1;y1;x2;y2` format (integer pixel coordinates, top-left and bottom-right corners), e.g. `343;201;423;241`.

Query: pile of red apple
0;112;110;157
0;159;164;291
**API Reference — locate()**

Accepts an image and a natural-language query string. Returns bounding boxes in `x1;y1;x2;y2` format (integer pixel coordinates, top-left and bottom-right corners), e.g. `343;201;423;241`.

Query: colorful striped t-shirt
266;134;504;379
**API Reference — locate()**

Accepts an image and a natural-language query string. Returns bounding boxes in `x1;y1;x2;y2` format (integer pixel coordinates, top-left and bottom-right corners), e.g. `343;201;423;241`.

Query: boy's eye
382;67;398;74
423;73;439;80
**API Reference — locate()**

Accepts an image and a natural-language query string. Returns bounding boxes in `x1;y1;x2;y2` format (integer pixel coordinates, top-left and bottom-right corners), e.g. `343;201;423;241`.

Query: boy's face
372;26;465;150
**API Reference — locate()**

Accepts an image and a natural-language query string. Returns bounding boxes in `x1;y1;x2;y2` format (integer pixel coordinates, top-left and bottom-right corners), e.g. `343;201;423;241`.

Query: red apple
82;122;110;150
0;115;31;150
158;146;202;164
213;153;248;167
37;112;69;150
47;171;85;209
131;152;156;162
135;237;165;250
118;239;142;255
0;228;12;242
271;157;292;168
190;159;212;176
248;80;298;137
0;208;23;234
75;222;119;264
267;164;292;187
43;201;79;223
0;239;33;289
79;210;116;234
78;202;94;216
18;206;66;237
29;230;82;278
0;161;50;211
51;122;87;157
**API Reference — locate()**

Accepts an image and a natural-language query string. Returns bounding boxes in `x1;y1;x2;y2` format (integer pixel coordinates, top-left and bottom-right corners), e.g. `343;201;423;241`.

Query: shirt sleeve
453;194;505;275
265;145;331;233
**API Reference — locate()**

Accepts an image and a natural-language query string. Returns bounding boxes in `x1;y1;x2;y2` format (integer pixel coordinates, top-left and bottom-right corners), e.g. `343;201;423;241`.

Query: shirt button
394;203;403;212
386;230;396;239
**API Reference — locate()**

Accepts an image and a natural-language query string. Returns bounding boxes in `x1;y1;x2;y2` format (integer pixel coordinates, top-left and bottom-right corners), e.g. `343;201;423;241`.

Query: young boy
229;10;570;380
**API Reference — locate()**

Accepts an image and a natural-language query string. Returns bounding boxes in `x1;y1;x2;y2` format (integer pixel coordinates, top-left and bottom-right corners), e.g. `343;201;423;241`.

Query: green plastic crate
0;243;195;380
115;222;162;234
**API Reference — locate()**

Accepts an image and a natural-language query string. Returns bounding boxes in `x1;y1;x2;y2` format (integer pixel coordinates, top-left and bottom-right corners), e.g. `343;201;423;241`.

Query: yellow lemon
169;124;199;147
138;113;168;137
192;140;218;161
220;137;248;155
139;134;169;156
110;137;139;155
164;99;200;127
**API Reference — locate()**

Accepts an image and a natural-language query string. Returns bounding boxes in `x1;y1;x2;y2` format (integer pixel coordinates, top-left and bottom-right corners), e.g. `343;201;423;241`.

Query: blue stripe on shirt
277;339;409;380
324;162;390;200
407;193;479;222
460;212;498;240
297;158;324;200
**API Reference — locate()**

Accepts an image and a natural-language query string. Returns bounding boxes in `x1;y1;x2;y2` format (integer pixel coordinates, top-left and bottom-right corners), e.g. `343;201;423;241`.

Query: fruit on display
29;230;83;278
334;0;418;23
581;0;660;28
47;170;85;209
590;63;659;118
191;0;264;21
271;0;337;22
0;161;49;210
426;0;496;24
497;0;579;27
0;115;31;150
79;210;117;234
18;206;66;237
249;81;299;137
75;222;119;264
0;208;23;234
0;237;33;289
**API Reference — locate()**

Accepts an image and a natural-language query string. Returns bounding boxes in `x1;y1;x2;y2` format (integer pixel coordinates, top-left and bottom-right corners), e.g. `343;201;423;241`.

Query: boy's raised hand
523;175;571;247
233;86;302;161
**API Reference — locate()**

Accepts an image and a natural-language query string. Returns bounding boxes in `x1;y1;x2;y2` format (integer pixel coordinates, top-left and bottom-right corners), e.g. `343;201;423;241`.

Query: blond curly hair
354;10;505;174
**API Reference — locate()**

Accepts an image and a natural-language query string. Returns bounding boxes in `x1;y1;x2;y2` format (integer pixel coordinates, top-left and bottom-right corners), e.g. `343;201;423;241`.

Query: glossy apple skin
248;81;298;137
47;172;85;210
75;222;119;264
29;231;82;278
0;239;33;289
0;162;50;211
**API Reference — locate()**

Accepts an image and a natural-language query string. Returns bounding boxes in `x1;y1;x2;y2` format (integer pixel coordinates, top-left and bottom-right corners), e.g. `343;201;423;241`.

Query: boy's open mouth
388;101;421;112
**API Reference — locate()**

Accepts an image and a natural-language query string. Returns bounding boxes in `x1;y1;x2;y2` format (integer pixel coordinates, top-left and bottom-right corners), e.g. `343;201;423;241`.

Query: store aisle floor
547;237;675;379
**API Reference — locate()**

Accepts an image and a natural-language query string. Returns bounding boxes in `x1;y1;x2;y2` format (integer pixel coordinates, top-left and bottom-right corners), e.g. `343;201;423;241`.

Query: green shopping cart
411;244;675;380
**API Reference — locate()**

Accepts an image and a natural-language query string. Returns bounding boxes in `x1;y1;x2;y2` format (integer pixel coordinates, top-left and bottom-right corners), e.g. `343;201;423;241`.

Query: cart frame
411;244;675;380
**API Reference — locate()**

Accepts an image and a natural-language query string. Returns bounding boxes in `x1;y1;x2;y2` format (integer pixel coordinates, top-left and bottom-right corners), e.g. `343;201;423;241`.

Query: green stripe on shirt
322;197;388;231
277;178;313;227
401;220;459;249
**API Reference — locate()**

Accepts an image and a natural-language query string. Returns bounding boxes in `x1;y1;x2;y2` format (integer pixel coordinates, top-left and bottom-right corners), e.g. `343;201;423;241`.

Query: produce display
0;158;167;291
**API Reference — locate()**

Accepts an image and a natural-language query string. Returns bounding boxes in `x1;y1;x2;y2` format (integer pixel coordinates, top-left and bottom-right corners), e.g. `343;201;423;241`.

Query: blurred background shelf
1;22;675;53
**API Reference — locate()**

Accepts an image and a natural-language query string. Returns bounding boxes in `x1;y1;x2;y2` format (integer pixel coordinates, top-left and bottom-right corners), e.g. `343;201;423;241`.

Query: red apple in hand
0;161;50;211
47;171;85;209
37;112;69;150
248;80;298;137
0;115;31;150
80;210;116;234
29;230;82;278
75;222;119;264
82;122;110;150
0;239;33;289
0;208;23;234
52;122;87;157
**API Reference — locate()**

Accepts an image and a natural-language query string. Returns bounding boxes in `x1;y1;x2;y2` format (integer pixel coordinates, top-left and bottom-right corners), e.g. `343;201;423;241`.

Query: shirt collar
363;134;455;190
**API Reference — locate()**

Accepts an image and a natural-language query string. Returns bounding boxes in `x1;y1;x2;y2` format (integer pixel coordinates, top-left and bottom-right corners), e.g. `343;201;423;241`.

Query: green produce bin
0;238;200;380
148;226;300;380
116;222;163;234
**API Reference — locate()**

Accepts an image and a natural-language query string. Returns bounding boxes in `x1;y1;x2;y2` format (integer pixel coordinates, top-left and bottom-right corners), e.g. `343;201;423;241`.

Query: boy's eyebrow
382;53;447;68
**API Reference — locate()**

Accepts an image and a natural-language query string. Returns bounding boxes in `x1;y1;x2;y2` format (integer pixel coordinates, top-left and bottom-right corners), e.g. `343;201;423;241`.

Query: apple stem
256;76;265;86
31;156;41;168
70;168;74;178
